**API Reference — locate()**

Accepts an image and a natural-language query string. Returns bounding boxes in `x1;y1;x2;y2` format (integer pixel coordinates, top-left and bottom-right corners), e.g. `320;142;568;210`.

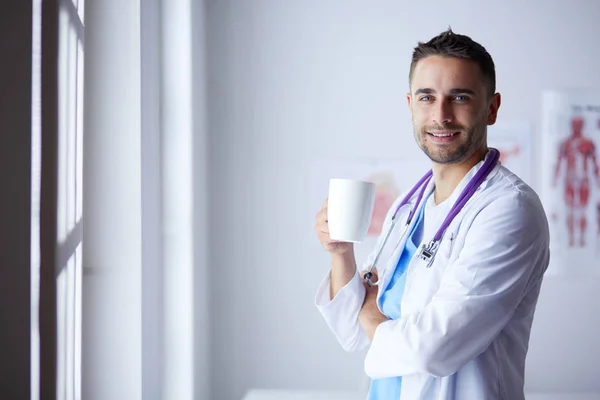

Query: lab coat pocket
404;231;458;311
441;230;456;259
437;221;462;262
427;226;457;270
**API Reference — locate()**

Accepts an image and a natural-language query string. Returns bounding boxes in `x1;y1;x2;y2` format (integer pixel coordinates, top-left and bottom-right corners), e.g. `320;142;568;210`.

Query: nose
432;98;454;125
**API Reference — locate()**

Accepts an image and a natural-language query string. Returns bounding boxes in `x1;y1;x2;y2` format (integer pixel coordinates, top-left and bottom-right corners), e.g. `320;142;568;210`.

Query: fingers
362;280;376;293
314;216;331;249
321;198;328;219
371;268;379;280
315;198;329;235
316;231;331;246
316;197;340;251
360;267;379;286
360;266;378;279
315;213;328;231
314;213;329;235
318;203;328;221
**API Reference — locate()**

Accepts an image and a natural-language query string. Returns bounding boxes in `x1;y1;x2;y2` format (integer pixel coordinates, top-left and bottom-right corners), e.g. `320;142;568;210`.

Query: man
314;28;550;400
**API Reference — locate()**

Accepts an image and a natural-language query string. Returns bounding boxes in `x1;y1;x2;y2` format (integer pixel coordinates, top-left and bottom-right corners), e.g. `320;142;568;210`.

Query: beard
414;118;487;165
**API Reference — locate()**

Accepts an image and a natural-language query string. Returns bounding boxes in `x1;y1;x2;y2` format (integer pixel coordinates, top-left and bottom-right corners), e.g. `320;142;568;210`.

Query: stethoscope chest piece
417;239;440;268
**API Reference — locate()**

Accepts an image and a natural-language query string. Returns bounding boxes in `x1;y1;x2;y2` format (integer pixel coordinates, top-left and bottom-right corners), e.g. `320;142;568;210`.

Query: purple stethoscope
363;148;500;287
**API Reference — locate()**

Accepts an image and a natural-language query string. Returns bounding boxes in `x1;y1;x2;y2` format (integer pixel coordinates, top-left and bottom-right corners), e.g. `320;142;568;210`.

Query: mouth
427;131;461;143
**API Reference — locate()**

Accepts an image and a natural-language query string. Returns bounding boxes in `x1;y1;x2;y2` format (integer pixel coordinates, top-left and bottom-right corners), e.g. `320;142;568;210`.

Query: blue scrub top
367;197;426;399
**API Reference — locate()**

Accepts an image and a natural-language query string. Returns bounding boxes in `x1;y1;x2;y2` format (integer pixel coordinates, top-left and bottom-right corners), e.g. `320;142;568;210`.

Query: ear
406;92;413;112
487;93;501;125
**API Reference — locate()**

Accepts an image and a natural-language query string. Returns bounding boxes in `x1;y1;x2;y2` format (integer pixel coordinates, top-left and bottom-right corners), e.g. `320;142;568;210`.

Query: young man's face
407;56;501;165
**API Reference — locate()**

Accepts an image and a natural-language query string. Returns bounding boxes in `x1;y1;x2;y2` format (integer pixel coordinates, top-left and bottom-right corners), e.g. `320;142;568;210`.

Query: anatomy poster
487;121;532;185
541;90;600;277
308;157;430;261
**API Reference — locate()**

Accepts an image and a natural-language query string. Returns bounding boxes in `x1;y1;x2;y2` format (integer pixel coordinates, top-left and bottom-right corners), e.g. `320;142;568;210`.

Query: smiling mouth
427;131;460;137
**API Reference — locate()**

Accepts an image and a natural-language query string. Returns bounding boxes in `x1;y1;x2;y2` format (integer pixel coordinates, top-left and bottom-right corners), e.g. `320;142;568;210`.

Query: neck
432;147;488;205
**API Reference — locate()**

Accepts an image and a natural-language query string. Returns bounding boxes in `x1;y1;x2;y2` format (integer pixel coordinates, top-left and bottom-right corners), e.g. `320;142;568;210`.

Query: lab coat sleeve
315;269;370;352
364;192;550;378
315;193;407;353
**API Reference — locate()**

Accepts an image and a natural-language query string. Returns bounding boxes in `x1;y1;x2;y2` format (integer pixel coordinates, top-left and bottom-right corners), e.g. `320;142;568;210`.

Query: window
55;0;85;398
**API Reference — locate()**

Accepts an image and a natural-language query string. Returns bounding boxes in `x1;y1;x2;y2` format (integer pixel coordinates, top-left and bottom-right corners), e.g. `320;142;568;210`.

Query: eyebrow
414;88;477;96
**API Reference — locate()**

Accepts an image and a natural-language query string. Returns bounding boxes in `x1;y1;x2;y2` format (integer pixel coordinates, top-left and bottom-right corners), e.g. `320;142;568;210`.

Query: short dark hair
409;28;496;97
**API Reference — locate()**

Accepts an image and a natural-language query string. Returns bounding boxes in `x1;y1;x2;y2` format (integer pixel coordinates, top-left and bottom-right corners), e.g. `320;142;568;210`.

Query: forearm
329;247;357;300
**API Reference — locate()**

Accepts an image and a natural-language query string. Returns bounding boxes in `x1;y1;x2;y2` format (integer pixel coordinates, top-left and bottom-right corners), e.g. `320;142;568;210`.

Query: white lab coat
315;154;550;400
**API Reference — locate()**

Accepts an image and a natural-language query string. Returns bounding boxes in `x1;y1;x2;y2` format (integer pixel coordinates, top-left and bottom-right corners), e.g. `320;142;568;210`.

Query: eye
419;96;432;102
454;95;470;102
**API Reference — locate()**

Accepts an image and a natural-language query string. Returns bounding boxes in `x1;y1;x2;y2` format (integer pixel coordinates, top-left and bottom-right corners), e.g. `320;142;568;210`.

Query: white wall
205;1;600;399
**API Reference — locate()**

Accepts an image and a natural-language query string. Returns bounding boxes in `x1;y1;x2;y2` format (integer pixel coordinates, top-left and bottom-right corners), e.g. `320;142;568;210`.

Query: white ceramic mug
327;178;376;243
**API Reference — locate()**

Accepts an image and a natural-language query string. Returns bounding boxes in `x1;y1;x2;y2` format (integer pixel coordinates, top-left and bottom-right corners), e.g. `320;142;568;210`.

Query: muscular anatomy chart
541;90;600;277
552;115;600;248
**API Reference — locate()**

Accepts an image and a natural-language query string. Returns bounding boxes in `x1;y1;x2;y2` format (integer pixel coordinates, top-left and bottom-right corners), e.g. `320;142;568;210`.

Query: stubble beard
414;119;487;165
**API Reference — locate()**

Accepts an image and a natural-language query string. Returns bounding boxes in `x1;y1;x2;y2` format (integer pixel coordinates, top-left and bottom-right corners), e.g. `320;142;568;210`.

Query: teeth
432;133;454;137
